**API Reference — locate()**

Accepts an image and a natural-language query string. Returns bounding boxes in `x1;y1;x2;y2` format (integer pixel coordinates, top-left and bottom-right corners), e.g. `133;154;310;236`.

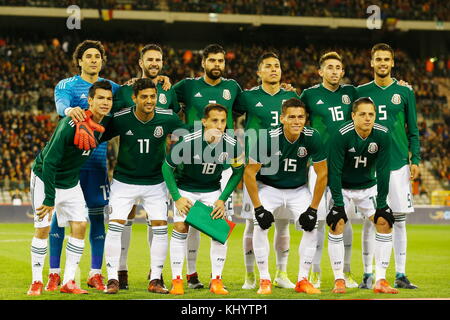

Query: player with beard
172;44;242;289
112;44;180;290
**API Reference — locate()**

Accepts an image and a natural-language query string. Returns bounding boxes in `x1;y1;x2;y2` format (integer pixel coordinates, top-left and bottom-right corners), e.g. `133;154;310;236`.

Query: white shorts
109;179;168;222
257;183;312;231
240;184;293;220
220;167;234;217
387;165;414;214
329;185;377;219
30;172;86;228
308;166;332;220
173;189;221;223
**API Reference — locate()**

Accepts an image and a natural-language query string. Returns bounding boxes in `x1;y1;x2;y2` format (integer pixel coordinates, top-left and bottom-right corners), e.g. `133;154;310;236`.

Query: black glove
326;206;348;231
374;206;395;228
254;206;274;230
298;207;317;232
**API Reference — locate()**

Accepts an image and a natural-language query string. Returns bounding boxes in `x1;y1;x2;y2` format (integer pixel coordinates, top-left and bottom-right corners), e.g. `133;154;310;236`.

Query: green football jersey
32;116;109;206
112;82;180;113
101;107;187;185
251;125;326;189
173;77;242;129
328;121;391;208
166;128;243;193
356;79;420;170
300;83;356;149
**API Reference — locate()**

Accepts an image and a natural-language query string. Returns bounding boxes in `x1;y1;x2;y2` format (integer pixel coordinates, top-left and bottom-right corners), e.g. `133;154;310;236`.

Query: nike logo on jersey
194;92;202;97
80;93;87;99
255;102;263;107
348;147;356;152
126;130;134;136
316;100;324;104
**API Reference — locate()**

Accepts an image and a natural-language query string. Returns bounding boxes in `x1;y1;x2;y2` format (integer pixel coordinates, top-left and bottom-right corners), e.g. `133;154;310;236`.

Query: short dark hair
319;51;343;68
88;80;112;98
203;103;228;118
132;78;157;96
202;44;225;60
257;51;280;69
140;44;163;59
352;97;376;113
371;43;394;59
72;40;107;73
281;98;306;115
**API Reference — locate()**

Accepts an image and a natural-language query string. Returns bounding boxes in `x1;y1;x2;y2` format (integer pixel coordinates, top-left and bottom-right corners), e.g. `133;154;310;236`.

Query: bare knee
34;226;50;239
127;206;137;219
151;220;168;227
70;221;87;239
373;216;391;233
174;222;188;233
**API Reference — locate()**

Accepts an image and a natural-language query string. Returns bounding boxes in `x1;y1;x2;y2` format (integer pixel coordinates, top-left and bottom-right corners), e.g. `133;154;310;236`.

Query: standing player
100;78;187;294
173;44;242;289
356;43;420;289
46;40;119;292
234;52;301;289
244;98;327;295
112;44;180;289
299;52;359;289
327;97;397;294
27;81;113;295
162;103;244;295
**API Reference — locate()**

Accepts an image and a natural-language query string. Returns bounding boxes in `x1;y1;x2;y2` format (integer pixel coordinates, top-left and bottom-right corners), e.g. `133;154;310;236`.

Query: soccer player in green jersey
112;44;180;289
100;79;187;294
234;52;301;290
162;104;244;295
244;98;327;295
356;43;420;289
299;52;359;289
173;44;242;289
327;97;398;294
27;81;113;296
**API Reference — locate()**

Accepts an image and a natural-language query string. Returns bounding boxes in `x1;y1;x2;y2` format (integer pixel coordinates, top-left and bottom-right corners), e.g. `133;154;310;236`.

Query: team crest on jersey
218;152;229;163
342;95;351;104
297;147;308;157
391;94;401;105
223;89;231;100
158;93;167;105
368;142;378;154
154;126;164;138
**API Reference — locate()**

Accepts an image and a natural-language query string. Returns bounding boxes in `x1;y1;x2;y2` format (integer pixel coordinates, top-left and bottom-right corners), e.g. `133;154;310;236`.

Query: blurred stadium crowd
2;0;449;21
0;37;448;201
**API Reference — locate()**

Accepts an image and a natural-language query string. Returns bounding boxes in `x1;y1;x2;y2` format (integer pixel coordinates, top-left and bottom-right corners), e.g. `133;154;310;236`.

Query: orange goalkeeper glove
74;110;105;151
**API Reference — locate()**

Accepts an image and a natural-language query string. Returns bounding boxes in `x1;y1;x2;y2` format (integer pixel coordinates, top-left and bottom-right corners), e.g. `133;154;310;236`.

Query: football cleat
105;279;119;294
209;276;229;295
373;279;399;294
295;278;321;294
148;279;169;294
358;273;374;289
309;271;321;289
332;279;346;294
344;272;359;288
60;280;88;294
242;272;256;290
147;269;166;288
45;273;61;291
395;274;418;289
27;281;44;296
169;276;184;295
256;279;272;295
273;270;296;289
87;273;106;291
118;270;129;290
187;272;204;289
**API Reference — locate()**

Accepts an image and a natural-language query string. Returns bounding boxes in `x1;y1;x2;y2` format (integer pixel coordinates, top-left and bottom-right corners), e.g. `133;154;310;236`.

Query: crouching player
162;103;244;295
327;97;397;294
244;98;328;295
27;81;112;295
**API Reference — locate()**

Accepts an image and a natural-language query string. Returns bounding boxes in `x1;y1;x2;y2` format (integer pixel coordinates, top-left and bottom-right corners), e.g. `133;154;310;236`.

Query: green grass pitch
1;223;449;300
